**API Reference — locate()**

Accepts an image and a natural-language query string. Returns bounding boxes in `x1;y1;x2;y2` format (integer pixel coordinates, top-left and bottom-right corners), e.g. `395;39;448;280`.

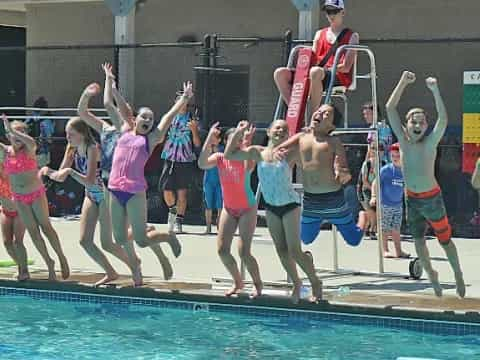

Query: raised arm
426;77;447;146
386;71;415;143
102;62;124;131
224;121;262;161
77;83;106;134
156;81;194;141
188;110;202;148
112;86;134;130
198;122;222;170
2;115;36;154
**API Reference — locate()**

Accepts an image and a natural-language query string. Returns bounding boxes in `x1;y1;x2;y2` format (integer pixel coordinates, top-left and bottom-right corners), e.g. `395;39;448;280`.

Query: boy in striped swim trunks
278;104;367;247
386;71;465;298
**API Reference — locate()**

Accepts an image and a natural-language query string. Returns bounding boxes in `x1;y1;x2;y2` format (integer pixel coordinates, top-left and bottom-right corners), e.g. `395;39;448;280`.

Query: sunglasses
325;8;341;15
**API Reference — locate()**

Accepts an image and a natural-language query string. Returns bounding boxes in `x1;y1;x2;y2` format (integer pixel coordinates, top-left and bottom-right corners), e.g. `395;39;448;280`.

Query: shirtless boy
386;71;465;298
279;104;366;246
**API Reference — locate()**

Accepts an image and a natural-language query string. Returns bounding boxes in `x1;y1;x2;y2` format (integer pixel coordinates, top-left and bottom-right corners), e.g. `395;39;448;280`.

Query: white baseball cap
322;0;345;10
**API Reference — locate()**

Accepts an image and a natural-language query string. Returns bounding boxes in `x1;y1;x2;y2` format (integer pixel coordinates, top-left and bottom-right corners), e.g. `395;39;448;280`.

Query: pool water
0;294;479;360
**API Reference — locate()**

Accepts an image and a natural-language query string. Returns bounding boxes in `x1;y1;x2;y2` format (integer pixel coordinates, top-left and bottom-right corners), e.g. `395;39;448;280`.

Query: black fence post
283;30;293;65
200;34;211;129
210;34;218;124
113;45;120;88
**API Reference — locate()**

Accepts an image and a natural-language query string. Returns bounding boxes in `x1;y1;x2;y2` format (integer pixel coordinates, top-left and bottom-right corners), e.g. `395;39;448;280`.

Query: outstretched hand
102;62;115;79
38;166;52;177
207;122;221;142
48;168;71;183
272;147;289;161
425;77;438;91
183;81;194;99
401;71;416;85
85;83;101;97
1;114;10;132
243;123;256;146
187;119;199;132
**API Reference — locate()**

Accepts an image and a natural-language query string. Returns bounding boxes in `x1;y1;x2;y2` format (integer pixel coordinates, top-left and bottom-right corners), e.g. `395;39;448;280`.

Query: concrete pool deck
0;220;479;321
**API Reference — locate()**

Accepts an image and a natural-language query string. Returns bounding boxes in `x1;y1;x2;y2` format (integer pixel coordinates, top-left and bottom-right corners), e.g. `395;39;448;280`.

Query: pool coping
1;278;479;326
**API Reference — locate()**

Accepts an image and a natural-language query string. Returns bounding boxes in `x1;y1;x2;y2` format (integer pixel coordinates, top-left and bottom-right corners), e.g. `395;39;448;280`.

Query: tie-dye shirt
161;113;195;162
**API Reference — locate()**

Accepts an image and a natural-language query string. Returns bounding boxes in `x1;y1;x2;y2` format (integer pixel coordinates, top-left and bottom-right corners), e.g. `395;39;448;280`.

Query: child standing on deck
202;129;223;234
370;143;409;259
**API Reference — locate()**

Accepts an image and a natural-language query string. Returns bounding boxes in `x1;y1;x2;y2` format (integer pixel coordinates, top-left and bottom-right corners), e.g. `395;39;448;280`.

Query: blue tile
1;286;480;336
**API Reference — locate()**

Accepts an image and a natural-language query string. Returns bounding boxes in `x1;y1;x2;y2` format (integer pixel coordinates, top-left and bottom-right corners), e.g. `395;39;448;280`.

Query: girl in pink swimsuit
198;122;263;298
42;117;133;287
1;115;69;281
76;63;175;281
106;81;193;286
0;164;28;281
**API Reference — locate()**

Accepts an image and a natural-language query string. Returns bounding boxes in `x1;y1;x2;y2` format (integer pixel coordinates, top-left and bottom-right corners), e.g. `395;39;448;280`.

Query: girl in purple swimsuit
77;63;176;281
106;82;193;286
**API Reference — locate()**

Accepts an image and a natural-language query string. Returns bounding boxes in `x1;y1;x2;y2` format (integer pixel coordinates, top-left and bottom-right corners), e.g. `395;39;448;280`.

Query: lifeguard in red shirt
274;0;359;114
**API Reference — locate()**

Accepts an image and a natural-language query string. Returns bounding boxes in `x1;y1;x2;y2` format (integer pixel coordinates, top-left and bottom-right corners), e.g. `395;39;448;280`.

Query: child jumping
386;71;465;297
1;115;69;281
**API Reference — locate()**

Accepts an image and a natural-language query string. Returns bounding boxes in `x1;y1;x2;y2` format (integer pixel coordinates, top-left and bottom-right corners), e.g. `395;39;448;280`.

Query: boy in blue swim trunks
278;104;367;246
203;129;223;234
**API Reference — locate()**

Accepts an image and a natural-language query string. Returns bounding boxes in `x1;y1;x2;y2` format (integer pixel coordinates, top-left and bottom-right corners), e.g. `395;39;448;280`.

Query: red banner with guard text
286;48;315;136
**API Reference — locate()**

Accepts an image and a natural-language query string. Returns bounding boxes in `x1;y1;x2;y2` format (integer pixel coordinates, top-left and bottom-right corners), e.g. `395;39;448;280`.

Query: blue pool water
0;290;479;360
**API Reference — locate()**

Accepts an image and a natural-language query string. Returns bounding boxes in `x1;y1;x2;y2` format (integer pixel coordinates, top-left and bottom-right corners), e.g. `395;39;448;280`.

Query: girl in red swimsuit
2;115;69;281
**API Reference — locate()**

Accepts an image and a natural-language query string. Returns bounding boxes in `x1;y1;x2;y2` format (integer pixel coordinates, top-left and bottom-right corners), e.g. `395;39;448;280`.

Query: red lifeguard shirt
314;27;354;88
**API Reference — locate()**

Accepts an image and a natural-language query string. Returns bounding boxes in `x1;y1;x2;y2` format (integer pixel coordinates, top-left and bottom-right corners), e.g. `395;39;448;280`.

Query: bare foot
168;232;182;258
160;258;173;280
17;269;30;282
47;259;57;281
291;283;301;304
59;256;70;280
310;279;323;303
455;273;466;298
225;281;244;297
132;265;143;287
249;282;263;299
430;270;443;297
94;272;119;287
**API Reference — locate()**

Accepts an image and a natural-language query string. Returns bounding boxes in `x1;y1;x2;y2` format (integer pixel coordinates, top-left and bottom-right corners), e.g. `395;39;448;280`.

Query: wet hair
405;108;427;122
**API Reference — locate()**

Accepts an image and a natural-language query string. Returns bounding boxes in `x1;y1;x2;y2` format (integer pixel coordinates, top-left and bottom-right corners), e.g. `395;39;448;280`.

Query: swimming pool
0;287;479;360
